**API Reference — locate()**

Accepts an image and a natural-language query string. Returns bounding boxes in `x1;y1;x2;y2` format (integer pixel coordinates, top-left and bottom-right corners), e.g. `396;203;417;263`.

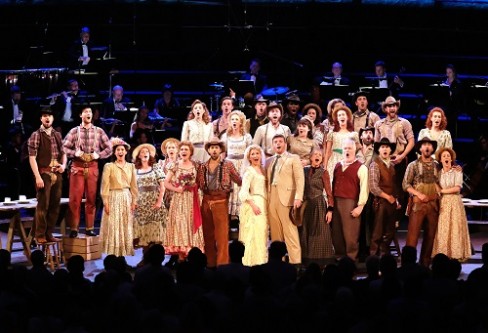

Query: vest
37;131;62;168
333;160;361;201
375;156;397;197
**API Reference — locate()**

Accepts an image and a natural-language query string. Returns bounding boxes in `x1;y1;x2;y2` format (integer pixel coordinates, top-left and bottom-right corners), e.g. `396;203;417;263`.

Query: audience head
229;240;245;264
365;255;381;278
66;255;85;274
401;245;417;266
30;250;45;268
482;242;488;265
143;244;166;266
268;241;288;260
103;254;118;271
0;249;11;269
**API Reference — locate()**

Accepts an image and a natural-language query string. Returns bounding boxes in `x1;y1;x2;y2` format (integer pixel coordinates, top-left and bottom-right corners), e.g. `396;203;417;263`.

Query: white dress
181;119;213;162
238;166;268;266
221;133;252;216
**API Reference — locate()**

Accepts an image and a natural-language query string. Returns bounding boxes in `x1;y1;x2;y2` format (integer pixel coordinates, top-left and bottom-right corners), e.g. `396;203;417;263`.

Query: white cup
4;197;11;203
19;195;26;201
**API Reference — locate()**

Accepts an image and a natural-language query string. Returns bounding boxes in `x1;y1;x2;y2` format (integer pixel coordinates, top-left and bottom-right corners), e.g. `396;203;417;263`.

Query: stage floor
2;229;487;282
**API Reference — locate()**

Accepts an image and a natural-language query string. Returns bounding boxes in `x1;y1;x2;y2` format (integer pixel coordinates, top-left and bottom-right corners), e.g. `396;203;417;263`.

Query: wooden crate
63;235;101;261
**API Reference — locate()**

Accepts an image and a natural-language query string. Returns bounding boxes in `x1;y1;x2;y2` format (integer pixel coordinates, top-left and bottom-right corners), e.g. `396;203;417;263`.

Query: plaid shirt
198;159;242;192
27;126;63;159
63;123;112;159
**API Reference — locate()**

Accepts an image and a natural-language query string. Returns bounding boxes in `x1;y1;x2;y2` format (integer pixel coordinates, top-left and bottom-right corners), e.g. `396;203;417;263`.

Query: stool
37;241;62;271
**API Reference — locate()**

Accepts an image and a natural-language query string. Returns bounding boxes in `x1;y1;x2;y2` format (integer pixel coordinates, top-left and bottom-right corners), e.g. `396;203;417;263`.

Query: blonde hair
226;110;247;136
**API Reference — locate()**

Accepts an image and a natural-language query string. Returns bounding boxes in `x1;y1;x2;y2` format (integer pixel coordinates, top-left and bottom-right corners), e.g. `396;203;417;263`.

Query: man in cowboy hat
358;126;376;168
281;93;301;133
197;137;242;268
27;107;67;244
253;102;291;157
402;136;440;267
369;138;401;256
63;103;112;238
352;91;380;134
374;96;415;219
246;96;269;137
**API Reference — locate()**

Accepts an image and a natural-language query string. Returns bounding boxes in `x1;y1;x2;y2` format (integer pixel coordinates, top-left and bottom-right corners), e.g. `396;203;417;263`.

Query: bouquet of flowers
176;172;195;190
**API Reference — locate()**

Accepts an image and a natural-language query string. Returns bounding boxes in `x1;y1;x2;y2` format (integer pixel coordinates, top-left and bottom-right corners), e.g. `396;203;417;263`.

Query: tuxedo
68;39;93;70
265;151;304;264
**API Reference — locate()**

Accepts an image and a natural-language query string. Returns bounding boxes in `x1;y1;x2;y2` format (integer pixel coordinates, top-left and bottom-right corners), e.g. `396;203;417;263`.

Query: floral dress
134;167;168;246
165;162;205;255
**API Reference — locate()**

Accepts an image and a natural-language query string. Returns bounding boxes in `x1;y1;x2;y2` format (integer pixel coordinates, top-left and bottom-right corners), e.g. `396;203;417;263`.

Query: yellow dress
238;166;268;266
100;162;138;256
432;169;471;260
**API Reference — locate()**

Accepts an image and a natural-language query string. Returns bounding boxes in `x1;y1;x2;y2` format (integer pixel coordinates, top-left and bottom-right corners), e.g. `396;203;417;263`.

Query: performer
197;138;242;268
374;96;415;220
265;134;304;265
281;94;301;133
63;104;112;238
100;137;138;256
287;116;319;167
246;96;268;137
132;143;167;251
212;96;234;138
221;110;252;219
253;102;291;157
158;138;180;209
321;98;345;135
369;138;401;256
324;105;361;184
432;147;471;261
402;137;440;267
238;144;268;266
300;149;334;266
302;103;326;149
358;126;375;167
27;107;67;244
180;99;213;163
164;141;204;259
351;91;380;134
418;107;453;157
331;138;369;261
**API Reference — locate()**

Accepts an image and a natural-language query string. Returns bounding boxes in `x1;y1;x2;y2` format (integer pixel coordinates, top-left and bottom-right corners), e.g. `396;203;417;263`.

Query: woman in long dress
302;103;326;149
300;149;335;267
132;143;167;251
418;107;452;157
181;99;213;163
158;138;180;209
164;141;204;259
100;137;138;256
221;110;252;219
324;105;361;184
238;144;268;266
432;147;471;261
287;116;319;167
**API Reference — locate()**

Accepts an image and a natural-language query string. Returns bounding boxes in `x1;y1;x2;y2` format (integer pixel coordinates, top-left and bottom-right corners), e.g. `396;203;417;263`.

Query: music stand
227;79;256;97
319;84;350;102
358;87;390;105
425;84;450;107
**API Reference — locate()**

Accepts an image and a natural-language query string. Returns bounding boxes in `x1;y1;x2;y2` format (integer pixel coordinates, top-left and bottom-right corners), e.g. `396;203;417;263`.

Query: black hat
358;126;375;140
415;136;438;154
284;94;301;104
254;96;269;104
352;90;370;103
373;138;396;155
40;106;54;116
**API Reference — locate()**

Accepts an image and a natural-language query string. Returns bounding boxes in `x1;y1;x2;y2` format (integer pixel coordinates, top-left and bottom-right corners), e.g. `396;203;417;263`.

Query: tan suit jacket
266;152;304;206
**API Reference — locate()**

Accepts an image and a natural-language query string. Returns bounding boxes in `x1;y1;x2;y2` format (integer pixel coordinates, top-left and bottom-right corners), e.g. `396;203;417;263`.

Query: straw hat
132;143;156;160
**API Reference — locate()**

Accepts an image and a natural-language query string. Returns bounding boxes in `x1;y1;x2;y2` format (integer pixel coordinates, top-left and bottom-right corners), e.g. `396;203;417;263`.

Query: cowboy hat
266;101;284;114
284;94;301;104
358;126;375;139
204;137;226;151
352;90;370;103
132;143;156;160
111;137;131;151
373;137;397;155
381;96;401;111
415;136;437;154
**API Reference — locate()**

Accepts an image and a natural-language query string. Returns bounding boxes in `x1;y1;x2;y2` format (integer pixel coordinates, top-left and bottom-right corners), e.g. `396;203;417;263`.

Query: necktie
270;155;281;184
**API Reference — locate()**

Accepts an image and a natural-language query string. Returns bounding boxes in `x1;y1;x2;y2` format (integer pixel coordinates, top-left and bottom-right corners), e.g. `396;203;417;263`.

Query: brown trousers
332;197;361;260
406;199;439;267
201;195;230;267
370;197;397;256
34;172;63;238
68;161;99;231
